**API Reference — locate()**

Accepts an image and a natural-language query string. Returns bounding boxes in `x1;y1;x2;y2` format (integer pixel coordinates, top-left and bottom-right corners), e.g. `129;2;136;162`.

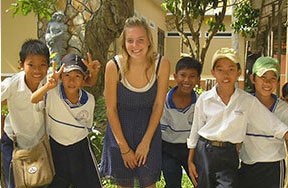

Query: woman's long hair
121;16;157;81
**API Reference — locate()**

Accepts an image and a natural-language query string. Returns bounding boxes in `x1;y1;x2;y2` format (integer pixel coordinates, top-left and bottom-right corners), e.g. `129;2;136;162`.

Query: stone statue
45;12;70;65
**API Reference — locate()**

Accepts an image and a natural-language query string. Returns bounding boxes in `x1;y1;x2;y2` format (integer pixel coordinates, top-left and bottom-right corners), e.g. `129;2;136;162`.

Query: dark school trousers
48;137;102;188
238;160;285;188
1;133;15;188
161;140;192;188
194;137;239;188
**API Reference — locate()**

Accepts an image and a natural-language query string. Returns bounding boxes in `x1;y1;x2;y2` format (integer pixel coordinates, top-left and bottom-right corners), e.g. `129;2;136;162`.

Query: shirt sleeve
87;95;95;129
248;98;288;139
187;95;205;148
1;77;13;101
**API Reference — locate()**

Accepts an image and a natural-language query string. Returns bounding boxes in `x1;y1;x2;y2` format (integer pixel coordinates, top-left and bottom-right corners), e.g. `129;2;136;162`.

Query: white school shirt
240;96;288;164
1;71;46;149
160;86;198;143
44;83;95;146
187;85;288;149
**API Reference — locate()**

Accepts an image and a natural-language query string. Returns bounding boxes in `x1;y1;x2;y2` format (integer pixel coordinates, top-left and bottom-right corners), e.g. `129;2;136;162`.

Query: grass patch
102;172;194;188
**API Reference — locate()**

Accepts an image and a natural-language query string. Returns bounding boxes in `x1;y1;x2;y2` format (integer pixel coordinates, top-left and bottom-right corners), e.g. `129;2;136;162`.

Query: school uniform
1;71;46;188
187;85;288;188
239;95;288;188
160;86;197;188
41;83;102;188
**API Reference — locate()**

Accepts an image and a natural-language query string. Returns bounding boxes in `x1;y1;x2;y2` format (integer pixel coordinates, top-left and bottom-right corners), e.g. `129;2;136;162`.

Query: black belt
199;136;235;148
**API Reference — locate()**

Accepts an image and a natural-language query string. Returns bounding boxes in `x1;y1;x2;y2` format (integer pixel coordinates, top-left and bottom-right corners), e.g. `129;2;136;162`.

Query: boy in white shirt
31;54;102;188
1;39;50;188
187;48;288;188
238;57;288;188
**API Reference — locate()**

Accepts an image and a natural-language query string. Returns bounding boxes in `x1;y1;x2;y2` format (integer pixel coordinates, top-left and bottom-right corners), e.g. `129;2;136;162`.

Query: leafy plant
161;0;228;64
1;105;9;116
6;0;56;20
232;1;260;38
89;96;107;162
194;84;205;95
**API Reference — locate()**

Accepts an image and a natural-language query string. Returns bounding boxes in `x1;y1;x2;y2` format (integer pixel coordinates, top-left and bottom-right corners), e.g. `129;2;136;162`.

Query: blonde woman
100;17;170;188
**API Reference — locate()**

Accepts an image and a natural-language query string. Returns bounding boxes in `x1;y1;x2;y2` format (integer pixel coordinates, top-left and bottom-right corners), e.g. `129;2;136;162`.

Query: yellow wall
1;0;38;74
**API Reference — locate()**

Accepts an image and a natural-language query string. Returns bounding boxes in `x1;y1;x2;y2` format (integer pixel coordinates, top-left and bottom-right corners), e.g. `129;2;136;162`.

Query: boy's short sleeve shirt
187;85;288;149
160;86;197;143
1;71;46;148
44;83;95;146
240;99;288;164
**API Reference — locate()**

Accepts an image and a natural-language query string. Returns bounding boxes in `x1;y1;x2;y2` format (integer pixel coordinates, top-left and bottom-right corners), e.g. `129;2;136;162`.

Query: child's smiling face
174;68;200;94
211;58;241;89
21;54;49;90
61;70;85;95
251;70;278;97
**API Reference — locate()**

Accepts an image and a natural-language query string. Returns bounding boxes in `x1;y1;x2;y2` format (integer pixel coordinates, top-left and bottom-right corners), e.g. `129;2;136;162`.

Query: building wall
165;16;245;79
1;0;38;75
134;0;167;52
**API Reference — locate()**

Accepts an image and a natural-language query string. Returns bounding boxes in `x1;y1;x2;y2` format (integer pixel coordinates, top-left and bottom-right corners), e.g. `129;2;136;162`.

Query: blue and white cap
61;54;88;76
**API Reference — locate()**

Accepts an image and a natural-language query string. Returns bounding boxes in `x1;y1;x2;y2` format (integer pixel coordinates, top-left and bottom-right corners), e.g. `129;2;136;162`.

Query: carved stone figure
45;12;70;64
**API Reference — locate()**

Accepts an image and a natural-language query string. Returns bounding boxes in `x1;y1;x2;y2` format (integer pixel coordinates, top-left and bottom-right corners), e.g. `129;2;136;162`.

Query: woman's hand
121;148;137;169
135;139;150;166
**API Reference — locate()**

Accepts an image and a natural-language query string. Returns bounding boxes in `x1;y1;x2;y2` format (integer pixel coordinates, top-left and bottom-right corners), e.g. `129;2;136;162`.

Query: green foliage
6;0;56;20
161;0;228;63
194;84;205;95
89;96;107;162
103;172;193;187
232;1;260;38
94;96;107;130
1;105;9;116
206;17;226;32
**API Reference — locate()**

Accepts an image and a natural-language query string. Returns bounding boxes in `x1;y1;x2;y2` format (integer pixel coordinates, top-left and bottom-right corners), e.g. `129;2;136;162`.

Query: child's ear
249;74;255;84
197;76;201;85
19;61;24;70
237;69;242;77
211;69;215;77
173;73;177;80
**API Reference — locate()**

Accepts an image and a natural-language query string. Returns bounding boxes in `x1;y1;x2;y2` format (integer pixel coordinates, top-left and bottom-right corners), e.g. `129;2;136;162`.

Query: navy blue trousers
1;133;15;188
48;137;102;188
238;160;285;188
161;141;191;188
194;138;239;188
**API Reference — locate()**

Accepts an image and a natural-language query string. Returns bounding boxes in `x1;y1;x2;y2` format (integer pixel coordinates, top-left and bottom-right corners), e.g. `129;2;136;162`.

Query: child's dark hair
212;61;241;70
175;56;202;75
282;82;288;98
19;39;50;64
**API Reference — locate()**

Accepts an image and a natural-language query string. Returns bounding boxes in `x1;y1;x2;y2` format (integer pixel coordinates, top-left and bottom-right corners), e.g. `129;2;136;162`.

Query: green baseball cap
252;56;280;79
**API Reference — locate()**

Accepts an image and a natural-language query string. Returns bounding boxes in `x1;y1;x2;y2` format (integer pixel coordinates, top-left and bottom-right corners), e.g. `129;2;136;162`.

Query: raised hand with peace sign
82;52;101;86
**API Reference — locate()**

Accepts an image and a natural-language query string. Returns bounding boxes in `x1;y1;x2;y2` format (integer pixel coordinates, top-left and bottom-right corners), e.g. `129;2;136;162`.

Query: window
205;32;232;38
166;31;196;38
158;28;165;56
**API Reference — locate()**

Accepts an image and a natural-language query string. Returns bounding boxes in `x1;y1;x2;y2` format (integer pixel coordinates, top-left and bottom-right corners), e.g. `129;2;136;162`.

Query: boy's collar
252;92;278;112
203;84;239;101
18;71;46;92
167;86;197;109
59;83;88;108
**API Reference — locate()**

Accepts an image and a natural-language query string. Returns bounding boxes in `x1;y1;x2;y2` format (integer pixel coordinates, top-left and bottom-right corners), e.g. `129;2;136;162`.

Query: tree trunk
84;0;134;98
